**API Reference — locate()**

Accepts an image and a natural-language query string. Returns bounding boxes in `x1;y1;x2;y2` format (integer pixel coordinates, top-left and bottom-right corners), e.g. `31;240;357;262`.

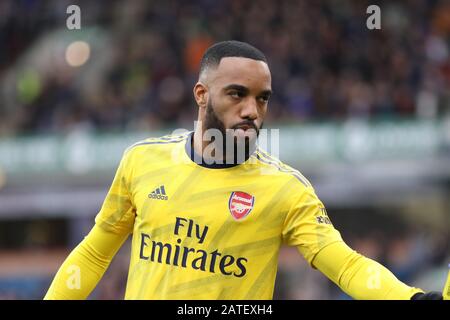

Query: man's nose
240;98;258;120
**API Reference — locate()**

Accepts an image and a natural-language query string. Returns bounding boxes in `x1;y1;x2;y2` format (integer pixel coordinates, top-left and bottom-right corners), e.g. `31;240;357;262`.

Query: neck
193;126;206;159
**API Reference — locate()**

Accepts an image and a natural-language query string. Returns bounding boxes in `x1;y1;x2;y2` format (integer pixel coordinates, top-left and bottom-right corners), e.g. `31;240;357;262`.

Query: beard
203;99;261;164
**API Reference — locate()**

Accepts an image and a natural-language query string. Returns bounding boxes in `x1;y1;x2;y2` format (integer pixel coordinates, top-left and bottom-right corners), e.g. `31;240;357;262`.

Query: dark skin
192;57;272;161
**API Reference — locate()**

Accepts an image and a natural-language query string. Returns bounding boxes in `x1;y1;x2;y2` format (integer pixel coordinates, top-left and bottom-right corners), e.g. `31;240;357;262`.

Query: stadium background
0;0;449;299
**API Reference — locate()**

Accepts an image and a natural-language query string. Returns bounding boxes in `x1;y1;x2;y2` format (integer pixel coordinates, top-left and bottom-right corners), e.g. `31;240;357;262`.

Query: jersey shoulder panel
125;131;191;154
120;131;191;173
253;147;312;188
124;132;190;158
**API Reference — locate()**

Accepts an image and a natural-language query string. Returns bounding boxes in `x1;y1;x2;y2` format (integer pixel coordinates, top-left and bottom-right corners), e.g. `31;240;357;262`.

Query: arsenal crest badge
228;191;255;220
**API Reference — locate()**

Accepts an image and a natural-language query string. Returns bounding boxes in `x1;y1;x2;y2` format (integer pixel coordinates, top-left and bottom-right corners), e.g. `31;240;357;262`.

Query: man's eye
259;96;270;103
229;91;244;98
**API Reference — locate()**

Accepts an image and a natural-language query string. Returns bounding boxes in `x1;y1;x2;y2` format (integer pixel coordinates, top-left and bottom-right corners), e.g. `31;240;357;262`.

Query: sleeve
44;224;129;300
282;183;343;265
94;150;136;235
311;241;424;300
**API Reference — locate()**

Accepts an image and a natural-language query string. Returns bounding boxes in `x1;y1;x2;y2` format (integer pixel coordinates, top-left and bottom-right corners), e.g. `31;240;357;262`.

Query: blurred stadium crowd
0;0;449;299
1;0;450;136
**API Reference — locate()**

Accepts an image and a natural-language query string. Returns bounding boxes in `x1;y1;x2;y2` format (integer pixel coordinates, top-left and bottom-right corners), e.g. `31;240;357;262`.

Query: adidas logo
148;185;168;200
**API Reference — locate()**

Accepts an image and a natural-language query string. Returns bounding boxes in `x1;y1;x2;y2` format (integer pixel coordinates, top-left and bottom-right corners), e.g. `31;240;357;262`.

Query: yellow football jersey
95;131;343;299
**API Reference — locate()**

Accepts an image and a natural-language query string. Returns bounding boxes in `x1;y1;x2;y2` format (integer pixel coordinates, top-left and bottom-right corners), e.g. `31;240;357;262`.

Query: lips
237;125;252;131
234;123;257;131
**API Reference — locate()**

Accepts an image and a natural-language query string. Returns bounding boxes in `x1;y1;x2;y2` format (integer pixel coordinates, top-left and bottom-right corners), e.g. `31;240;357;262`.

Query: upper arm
282;183;343;265
95;149;136;235
83;224;130;259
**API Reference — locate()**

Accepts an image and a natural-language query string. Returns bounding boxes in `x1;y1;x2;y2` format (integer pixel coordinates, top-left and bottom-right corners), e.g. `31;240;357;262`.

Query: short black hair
199;40;267;76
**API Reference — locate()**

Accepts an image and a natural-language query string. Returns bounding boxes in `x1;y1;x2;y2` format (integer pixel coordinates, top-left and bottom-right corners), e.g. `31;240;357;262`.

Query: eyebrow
223;84;272;96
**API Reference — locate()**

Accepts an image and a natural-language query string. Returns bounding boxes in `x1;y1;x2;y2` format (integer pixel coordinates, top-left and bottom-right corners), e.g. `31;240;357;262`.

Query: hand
411;292;443;300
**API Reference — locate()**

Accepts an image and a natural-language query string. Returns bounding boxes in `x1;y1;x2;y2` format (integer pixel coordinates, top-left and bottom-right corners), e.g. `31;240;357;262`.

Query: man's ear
193;82;208;108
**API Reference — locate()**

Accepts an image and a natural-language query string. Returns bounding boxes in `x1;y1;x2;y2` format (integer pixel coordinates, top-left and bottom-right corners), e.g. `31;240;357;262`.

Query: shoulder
252;147;313;189
119;131;191;168
125;131;191;153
